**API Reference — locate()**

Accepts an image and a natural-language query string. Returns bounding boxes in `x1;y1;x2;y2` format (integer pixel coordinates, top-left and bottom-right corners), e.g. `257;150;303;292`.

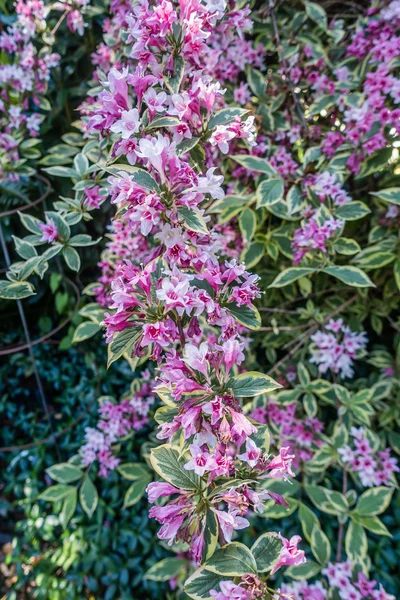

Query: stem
177;317;186;350
51;10;68;36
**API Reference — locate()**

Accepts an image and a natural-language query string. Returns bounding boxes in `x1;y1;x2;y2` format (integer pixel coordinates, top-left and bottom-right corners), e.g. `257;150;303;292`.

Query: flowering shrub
1;0;400;599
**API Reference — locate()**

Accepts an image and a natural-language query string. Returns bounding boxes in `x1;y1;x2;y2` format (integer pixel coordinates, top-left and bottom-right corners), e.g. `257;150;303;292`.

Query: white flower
110;108;140;139
192;167;224;199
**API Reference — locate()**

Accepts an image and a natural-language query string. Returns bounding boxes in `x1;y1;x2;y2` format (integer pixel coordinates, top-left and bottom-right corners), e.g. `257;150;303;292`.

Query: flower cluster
78;0;304;561
0;0;59;180
338;427;399;488
81;372;155;476
250;402;324;469
292;213;343;265
309;319;368;379
277;561;396;600
322;561;395;600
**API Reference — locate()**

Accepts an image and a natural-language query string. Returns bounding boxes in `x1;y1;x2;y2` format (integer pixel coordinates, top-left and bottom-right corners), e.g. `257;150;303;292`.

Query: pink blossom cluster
277;561;395;600
306;171;351;207
0;0;59;179
250;402;324;470
338;426;399;488
278;2;400;176
292;211;343;265
322;561;395;600
208;535;305;599
81;371;155;476
147;480;282;558
276;580;327;600
309;319;368;379
81;0;304;557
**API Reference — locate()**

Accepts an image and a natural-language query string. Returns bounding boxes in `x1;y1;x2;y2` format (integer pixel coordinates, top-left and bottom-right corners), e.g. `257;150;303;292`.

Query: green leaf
355;487;394;516
74;153;89;175
251;423;270;454
225;302;261;330
107;327;141;367
209;108;249;129
46;463;83;484
166;55;184;93
43;166;78;178
353;251;395;270
239;208;256;242
185;568;225;600
261;498;298;519
0;281;36;300
204;542;257;576
298;503;320;543
286;560;321;581
177;207;209;235
269;267;315;288
176;137;200;156
117;463;149;480
311;526;331;565
145;558;187;582
61;488;77;527
147;116;180;129
79;477;98;518
357;516;392;537
230;155;276;176
246;67;266;97
303;393;317;417
305;1;327;29
322;266;374;287
123;478;150;508
257;177;284;208
69;234;98;247
18;212;42;234
150;444;201;491
394;259;400;291
287;185;304;215
346;520;367;560
305;485;348;516
72;321;101;343
203;510;219;561
132;170;161;193
334;238;361;255
63;246;81;272
336;201;371;221
39;485;74;502
370;187;400;205
241;241;265;269
251;533;282;573
228;371;282;397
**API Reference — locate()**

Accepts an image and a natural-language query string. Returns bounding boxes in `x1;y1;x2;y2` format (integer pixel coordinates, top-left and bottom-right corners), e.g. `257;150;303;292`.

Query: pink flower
146;481;180;503
210;581;251;600
39;218;59;243
110;108;140;139
270;534;306;574
184;444;212;476
84;185;103;209
214;508;249;544
237;439;262;468
183;342;209;377
266;447;295;480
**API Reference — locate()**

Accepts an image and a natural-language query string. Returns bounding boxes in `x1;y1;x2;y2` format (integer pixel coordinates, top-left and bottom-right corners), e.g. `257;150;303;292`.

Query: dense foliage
1;0;400;599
